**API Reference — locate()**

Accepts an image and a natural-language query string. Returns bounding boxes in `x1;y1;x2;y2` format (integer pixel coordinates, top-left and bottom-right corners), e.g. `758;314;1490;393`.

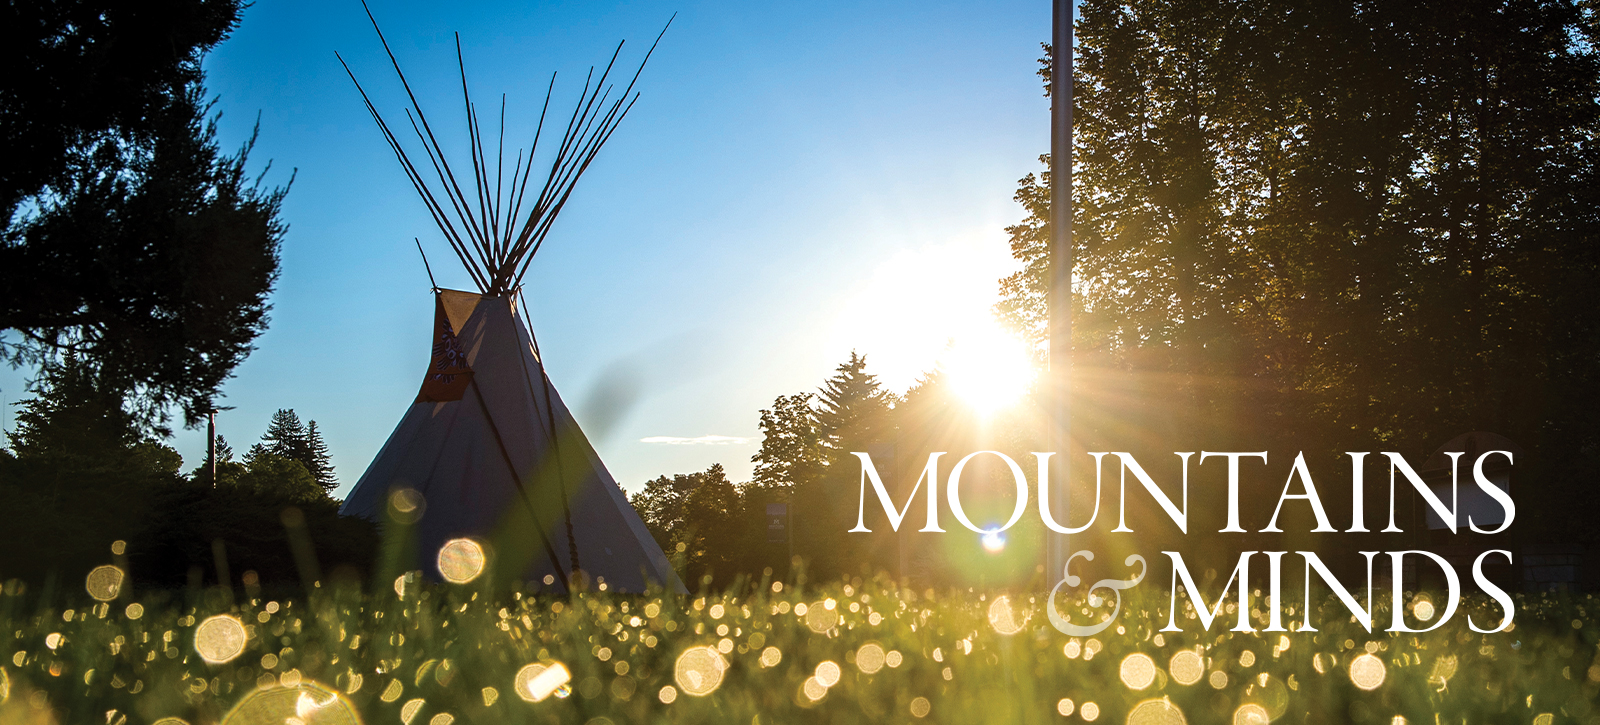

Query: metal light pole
1047;0;1074;588
207;409;218;487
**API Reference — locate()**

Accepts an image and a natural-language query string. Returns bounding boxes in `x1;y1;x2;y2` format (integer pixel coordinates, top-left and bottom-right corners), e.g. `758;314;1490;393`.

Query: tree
1;0;288;430
235;445;322;502
814;351;895;464
631;464;745;586
750;393;824;489
305;421;337;492
1002;0;1600;544
255;408;335;491
791;352;897;580
0;356;183;581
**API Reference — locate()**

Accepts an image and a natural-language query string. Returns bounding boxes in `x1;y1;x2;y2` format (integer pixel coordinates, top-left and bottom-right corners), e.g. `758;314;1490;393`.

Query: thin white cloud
639;435;752;445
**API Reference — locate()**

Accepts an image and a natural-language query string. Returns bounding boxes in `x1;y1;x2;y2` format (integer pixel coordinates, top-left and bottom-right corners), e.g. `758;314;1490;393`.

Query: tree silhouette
1;0;288;430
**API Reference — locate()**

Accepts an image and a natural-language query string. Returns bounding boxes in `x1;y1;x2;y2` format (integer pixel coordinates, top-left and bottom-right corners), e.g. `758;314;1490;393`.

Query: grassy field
0;571;1596;725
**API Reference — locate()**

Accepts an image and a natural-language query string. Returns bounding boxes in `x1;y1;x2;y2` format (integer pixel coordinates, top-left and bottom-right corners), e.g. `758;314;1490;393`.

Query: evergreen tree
789;352;896;580
305;421;336;492
814;351;895;464
260;408;309;460
6;354;146;467
235;444;321;502
0;356;181;580
214;434;235;464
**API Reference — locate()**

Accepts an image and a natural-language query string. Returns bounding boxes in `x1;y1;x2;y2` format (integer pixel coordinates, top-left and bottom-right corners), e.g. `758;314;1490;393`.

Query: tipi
337;9;681;593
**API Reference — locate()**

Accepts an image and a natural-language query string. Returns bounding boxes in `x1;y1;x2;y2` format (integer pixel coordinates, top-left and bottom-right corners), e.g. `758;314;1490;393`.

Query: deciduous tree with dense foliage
1000;0;1600;548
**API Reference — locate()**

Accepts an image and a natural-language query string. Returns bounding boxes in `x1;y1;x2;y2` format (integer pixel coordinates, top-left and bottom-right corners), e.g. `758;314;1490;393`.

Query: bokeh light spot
1169;650;1203;686
395;571;420;598
1233;704;1270;725
988;595;1028;635
802;677;827;702
1082;701;1101;721
856;643;886;674
1120;653;1157;690
910;697;932;718
815;661;841;687
1349;653;1386;690
220;682;358;725
658;686;677;704
674;646;727;696
400;699;424;725
194;615;247;664
124;603;144;620
1127;698;1186;725
759;647;782;668
805;602;839;633
1209;670;1229;689
86;565;124;602
1058;698;1075;717
388;488;425;523
436;539;486;584
515;662;571;702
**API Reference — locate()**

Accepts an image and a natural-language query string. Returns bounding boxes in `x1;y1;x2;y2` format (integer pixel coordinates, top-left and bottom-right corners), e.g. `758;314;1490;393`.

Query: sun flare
942;326;1035;416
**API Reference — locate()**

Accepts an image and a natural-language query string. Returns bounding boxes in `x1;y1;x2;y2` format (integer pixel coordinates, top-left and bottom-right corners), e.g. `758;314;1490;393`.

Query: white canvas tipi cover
341;289;681;592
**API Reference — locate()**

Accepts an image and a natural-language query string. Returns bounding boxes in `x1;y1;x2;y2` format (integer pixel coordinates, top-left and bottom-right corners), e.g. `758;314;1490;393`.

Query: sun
941;324;1035;416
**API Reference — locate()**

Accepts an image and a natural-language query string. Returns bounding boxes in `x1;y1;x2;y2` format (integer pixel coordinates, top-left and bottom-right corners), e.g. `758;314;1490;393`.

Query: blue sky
1;0;1052;495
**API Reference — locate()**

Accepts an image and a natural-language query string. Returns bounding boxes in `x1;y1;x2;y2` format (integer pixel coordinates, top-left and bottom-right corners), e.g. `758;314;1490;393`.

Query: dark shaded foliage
1;0;288;430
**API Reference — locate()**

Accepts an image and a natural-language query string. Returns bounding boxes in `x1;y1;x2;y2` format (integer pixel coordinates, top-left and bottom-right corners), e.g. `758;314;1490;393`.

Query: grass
0;572;1596;725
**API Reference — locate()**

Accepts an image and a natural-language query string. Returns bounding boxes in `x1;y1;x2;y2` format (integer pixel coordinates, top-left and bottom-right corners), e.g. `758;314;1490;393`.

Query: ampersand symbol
1047;550;1147;636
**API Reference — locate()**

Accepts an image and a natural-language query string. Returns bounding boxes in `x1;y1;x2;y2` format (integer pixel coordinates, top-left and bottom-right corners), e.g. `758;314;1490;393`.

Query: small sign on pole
766;503;788;543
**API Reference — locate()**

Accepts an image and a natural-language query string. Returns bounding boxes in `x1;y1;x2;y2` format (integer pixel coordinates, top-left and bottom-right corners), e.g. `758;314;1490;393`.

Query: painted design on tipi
417;293;477;402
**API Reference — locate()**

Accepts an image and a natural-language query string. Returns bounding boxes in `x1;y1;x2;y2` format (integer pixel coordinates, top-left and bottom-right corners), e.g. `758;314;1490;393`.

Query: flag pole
1047;0;1074;588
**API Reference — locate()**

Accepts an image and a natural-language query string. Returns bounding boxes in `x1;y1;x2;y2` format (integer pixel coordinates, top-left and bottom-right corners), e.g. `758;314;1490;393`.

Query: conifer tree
260;409;310;463
304;421;336;492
